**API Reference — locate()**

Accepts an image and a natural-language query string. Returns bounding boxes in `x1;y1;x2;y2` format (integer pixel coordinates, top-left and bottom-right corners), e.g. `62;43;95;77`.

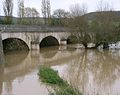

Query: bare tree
41;0;51;25
18;0;24;18
17;0;25;24
53;9;70;18
52;9;70;26
24;7;39;17
42;0;47;23
96;0;113;11
68;3;91;48
24;7;40;24
3;0;13;24
46;0;51;19
70;3;88;17
92;0;118;49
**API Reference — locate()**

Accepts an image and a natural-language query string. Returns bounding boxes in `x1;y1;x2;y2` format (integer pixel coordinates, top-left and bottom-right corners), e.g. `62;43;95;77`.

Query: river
0;45;120;95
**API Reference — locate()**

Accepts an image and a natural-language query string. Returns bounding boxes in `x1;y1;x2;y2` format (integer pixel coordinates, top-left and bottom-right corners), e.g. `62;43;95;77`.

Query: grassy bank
38;66;83;95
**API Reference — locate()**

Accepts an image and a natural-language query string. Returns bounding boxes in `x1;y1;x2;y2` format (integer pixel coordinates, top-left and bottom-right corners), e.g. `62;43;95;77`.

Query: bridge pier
60;40;67;46
0;32;4;64
31;42;39;50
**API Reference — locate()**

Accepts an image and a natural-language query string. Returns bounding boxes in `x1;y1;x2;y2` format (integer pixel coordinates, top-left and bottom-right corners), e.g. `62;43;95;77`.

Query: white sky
0;0;120;17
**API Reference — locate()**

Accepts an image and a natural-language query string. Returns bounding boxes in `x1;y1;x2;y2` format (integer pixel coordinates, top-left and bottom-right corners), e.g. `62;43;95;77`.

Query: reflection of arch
40;36;59;48
4;51;29;67
40;46;59;58
2;38;29;51
67;35;78;44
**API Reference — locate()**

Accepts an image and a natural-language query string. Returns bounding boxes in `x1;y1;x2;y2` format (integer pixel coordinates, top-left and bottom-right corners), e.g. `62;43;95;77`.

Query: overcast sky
0;0;120;17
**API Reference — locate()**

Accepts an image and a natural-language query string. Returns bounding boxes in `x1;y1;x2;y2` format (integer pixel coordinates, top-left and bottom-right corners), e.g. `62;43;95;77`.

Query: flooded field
0;46;120;95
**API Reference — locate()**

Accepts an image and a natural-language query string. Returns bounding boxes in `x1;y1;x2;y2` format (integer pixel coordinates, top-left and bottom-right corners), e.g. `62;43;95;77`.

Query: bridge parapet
0;25;69;33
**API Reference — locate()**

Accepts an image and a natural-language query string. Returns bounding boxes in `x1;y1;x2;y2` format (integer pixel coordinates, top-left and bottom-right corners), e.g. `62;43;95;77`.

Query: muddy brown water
0;46;120;95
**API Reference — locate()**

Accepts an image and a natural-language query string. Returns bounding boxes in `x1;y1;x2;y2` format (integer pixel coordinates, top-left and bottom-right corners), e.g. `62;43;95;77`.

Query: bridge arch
2;32;31;50
2;38;30;51
40;36;59;48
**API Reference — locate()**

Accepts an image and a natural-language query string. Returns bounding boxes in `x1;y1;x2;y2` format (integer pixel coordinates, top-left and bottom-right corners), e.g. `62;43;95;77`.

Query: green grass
38;66;65;86
52;86;83;95
38;66;83;95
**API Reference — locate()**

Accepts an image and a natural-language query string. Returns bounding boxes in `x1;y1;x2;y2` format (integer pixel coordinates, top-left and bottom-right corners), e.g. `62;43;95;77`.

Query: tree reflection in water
57;49;120;95
0;64;4;95
1;46;120;95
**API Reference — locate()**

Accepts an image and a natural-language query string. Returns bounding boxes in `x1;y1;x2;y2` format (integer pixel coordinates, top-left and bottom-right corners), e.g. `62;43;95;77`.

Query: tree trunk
103;43;109;49
94;43;102;48
83;43;88;49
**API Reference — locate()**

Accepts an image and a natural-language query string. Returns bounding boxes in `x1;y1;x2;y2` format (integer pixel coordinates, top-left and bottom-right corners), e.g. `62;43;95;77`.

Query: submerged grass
38;66;65;86
38;66;83;95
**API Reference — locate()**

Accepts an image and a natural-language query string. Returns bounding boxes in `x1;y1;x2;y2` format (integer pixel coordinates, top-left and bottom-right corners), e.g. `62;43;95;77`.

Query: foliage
0;19;5;24
0;17;13;25
50;18;66;26
3;16;13;24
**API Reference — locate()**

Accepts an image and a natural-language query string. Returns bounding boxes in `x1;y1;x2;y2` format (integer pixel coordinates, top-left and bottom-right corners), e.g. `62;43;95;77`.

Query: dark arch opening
2;38;29;52
40;36;59;48
67;35;78;44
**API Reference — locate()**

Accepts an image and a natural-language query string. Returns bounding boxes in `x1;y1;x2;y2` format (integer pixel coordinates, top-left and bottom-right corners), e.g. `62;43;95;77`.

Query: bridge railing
0;25;69;33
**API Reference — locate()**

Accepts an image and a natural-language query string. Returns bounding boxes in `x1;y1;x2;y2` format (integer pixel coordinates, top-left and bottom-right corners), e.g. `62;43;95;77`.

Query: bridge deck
0;25;69;33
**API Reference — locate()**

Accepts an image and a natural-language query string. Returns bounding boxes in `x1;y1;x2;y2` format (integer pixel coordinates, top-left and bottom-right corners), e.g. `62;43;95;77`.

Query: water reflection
67;45;77;53
0;47;120;95
0;64;4;95
53;49;120;95
0;50;4;64
4;51;29;67
40;46;59;58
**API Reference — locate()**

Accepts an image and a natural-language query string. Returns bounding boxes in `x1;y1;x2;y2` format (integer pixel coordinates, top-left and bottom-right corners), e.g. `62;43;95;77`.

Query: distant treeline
1;11;120;25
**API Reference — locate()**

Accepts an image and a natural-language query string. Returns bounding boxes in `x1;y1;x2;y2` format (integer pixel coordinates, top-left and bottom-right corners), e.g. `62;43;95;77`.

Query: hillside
0;11;120;24
84;11;120;21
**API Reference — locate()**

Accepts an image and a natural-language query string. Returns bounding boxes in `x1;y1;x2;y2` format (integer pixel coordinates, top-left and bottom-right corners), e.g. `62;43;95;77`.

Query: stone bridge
0;25;72;50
